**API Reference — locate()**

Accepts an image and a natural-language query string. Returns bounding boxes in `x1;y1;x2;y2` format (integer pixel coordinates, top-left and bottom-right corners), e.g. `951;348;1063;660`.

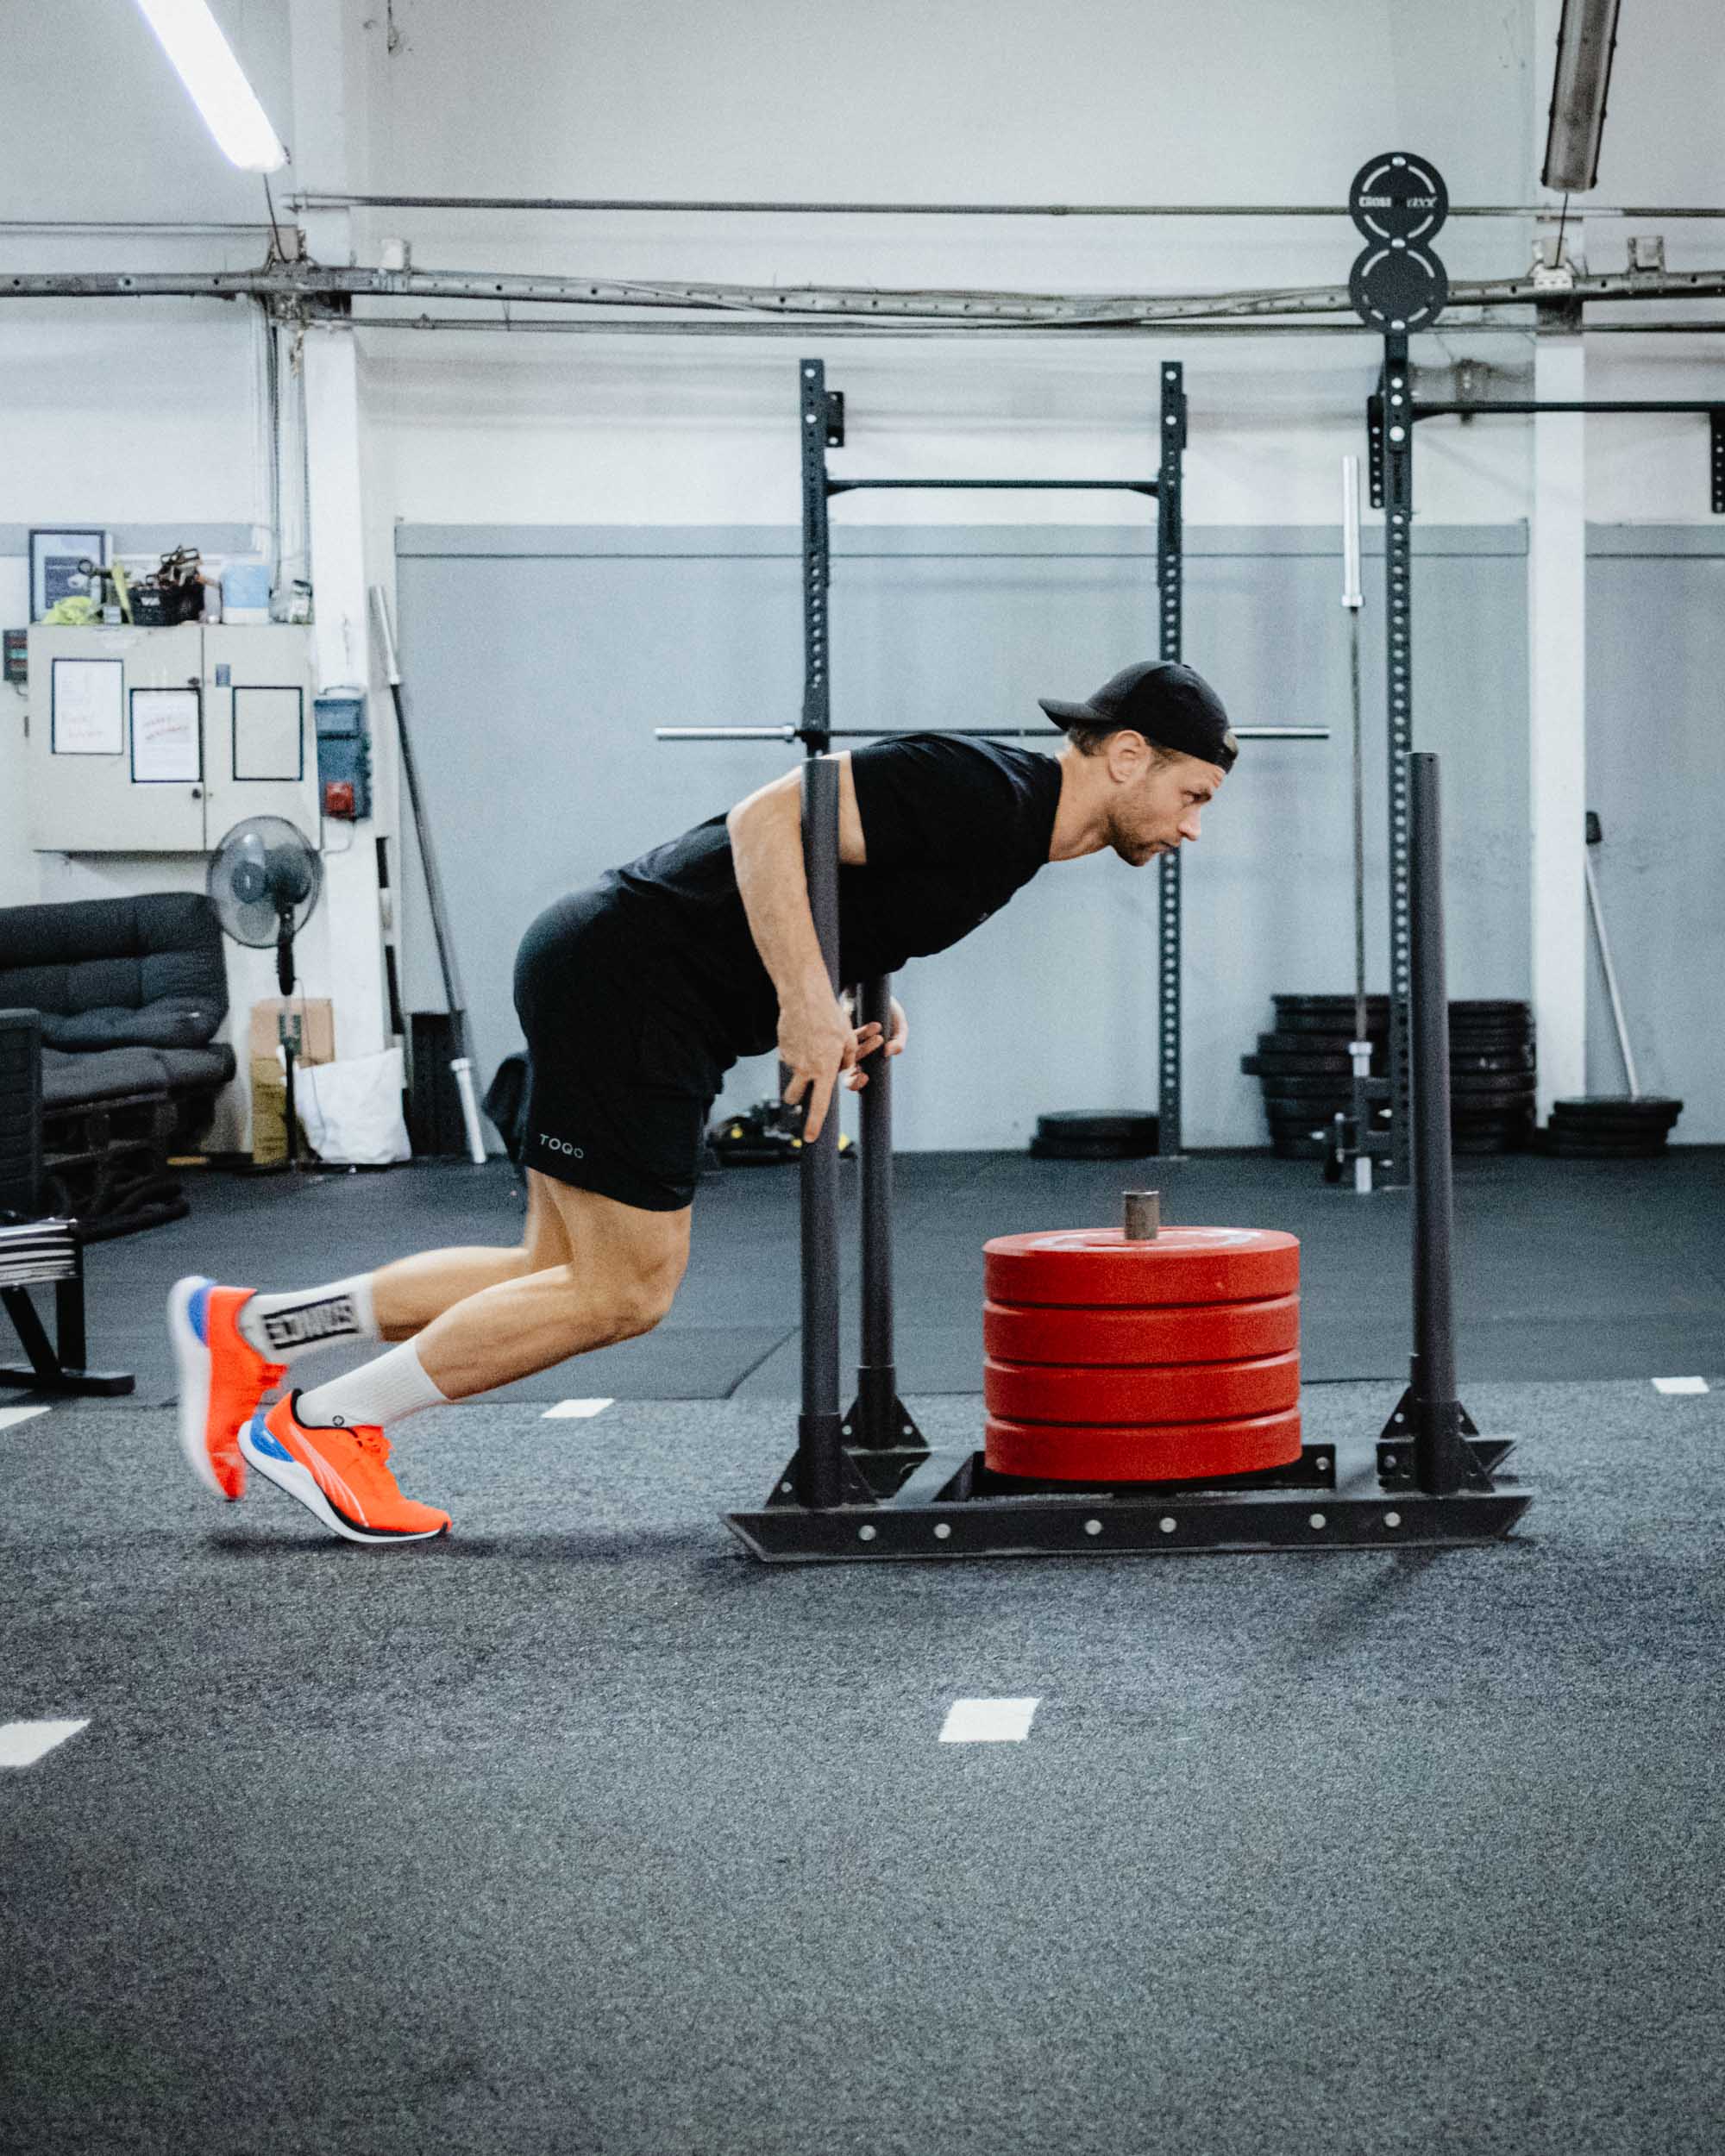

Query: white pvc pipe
450;1056;488;1166
1341;454;1363;611
1584;848;1640;1096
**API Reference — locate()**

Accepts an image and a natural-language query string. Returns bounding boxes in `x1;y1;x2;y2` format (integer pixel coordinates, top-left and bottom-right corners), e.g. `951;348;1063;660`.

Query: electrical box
25;624;320;853
314;688;372;821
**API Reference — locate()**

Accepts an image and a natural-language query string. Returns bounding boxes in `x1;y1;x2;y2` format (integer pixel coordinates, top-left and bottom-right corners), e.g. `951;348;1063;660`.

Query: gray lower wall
1584;533;1725;1138
392;522;1718;1150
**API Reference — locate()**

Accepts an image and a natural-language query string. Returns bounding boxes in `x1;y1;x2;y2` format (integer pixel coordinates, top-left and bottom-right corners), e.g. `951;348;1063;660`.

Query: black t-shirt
600;734;1064;1062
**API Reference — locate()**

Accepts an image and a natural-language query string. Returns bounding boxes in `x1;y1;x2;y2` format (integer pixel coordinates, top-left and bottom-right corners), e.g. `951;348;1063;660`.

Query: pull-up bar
656;724;1330;743
1413;399;1725;417
828;477;1161;495
1371;390;1725;515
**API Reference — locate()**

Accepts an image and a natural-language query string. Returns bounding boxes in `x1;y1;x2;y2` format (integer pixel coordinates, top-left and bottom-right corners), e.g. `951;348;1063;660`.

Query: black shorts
511;886;730;1213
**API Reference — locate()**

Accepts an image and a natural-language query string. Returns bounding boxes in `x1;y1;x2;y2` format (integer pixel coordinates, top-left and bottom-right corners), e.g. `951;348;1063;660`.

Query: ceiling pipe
291;189;1716;221
9;261;1725;316
348;314;1538;338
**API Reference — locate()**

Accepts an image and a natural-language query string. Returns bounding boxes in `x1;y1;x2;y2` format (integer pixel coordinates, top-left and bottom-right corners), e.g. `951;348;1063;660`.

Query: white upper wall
1;0;291;530
354;0;1535;526
6;1;297;226
372;0;1520;204
1;0;1723;548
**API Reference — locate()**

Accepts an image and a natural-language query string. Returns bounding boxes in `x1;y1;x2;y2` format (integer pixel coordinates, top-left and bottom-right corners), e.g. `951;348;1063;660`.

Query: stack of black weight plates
1242;995;1389;1161
1030;1109;1159;1161
1448;1000;1537;1155
1242;995;1538;1159
1545;1095;1684;1158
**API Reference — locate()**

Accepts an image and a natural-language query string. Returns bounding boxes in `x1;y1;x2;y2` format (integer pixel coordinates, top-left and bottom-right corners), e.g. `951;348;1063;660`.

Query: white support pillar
1529;326;1589;1116
288;0;392;1068
301;326;387;1062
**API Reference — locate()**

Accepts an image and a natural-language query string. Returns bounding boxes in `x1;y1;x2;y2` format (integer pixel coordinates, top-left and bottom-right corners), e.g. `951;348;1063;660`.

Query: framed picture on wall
130;686;202;783
50;656;123;755
29;528;109;622
233;685;304;780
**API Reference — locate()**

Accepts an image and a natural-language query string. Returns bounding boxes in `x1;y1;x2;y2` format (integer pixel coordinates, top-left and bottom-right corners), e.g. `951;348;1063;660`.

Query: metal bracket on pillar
1157;360;1186;1157
835;1386;931;1501
1710;408;1725;515
1538;293;1584;339
1376;1382;1519;1491
766;1442;881;1510
1366;391;1386;509
841;1381;926;1457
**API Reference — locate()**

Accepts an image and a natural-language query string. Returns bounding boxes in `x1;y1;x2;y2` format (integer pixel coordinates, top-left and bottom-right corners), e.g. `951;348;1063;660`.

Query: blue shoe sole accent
189;1278;212;1348
248;1404;293;1463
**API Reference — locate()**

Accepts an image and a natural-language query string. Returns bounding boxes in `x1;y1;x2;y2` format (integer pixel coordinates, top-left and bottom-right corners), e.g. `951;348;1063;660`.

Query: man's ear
1107;729;1152;780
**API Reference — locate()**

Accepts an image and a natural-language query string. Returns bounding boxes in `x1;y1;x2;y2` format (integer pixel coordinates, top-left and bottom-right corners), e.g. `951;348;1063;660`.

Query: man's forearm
727;796;831;1006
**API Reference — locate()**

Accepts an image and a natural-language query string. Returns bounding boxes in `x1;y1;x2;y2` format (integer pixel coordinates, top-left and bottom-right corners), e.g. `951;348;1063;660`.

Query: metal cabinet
199;627;317;848
26;624;319;853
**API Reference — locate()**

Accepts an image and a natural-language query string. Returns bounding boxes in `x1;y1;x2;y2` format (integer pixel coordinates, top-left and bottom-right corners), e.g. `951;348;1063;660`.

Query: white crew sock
294;1339;450;1432
237;1275;381;1364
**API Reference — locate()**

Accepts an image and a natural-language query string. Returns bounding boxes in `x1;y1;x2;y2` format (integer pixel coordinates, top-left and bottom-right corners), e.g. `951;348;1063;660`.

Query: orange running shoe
238;1392;451;1545
168;1276;287;1501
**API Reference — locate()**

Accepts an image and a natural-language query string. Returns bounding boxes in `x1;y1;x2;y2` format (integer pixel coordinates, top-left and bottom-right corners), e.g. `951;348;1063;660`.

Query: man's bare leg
409;1179;692;1400
283;1172;690;1416
230;1169;574;1371
234;1164;686;1397
367;1169;575;1340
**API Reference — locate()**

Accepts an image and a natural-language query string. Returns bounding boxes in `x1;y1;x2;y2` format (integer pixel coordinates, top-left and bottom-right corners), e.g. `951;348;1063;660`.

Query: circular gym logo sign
1347;150;1450;334
540;1134;586;1159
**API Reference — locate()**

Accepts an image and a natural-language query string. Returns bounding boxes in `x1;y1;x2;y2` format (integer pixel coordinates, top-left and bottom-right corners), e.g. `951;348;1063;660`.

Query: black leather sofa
0;892;235;1238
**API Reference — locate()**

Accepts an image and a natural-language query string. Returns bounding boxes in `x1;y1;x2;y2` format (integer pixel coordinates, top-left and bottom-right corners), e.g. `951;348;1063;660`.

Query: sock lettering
259;1296;359;1351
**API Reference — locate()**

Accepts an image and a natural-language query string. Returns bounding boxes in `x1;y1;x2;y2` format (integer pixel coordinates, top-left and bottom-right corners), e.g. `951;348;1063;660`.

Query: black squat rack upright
1349;148;1725;1186
720;746;1530;1564
802;354;1189;1153
661;357;1327;1154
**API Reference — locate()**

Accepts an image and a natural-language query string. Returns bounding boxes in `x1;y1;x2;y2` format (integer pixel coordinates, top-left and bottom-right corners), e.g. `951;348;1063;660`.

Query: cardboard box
248;996;335;1064
248;998;334;1163
249;1057;291;1166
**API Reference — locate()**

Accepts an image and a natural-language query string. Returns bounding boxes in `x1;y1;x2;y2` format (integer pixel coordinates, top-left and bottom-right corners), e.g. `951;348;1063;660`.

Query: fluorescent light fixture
134;0;286;173
1541;0;1622;194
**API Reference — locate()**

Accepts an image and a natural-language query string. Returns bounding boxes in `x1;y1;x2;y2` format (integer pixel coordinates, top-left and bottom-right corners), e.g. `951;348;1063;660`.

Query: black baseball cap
1039;660;1238;772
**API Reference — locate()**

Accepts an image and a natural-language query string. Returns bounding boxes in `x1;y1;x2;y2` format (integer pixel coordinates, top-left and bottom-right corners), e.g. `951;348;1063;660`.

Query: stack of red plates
982;1225;1303;1482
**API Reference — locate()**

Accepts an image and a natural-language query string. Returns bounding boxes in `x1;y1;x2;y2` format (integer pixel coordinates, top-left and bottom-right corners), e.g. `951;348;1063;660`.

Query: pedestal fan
207;817;324;1175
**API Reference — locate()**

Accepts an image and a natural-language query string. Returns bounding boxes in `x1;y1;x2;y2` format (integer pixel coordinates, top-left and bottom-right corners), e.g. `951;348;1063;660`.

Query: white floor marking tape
0;1406;52;1432
940;1698;1040;1744
0;1720;89;1769
1653;1377;1710;1396
542;1399;615;1420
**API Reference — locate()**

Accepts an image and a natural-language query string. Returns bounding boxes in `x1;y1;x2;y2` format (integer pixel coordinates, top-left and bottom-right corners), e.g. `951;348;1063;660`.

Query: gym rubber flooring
48;1144;1725;1404
4;1151;1724;2155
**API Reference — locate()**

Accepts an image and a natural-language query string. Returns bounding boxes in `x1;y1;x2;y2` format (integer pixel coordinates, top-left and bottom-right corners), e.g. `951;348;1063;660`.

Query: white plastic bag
281;1044;413;1166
